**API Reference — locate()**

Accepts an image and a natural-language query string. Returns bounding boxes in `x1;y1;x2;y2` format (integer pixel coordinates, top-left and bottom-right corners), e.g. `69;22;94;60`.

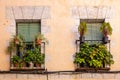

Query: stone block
71;6;79;19
87;6;98;19
0;74;5;79
39;75;47;80
98;6;108;19
17;74;28;79
33;6;43;19
6;7;14;19
106;7;114;19
28;74;40;79
103;73;115;79
22;6;34;19
92;73;103;79
10;20;15;26
79;6;87;19
4;74;16;79
13;6;23;19
71;25;78;33
74;19;80;26
115;73;120;79
42;7;51;19
81;73;92;79
41;19;47;26
41;25;50;34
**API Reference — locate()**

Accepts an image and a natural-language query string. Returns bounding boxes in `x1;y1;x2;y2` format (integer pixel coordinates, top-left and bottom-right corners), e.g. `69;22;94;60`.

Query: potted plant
74;43;114;71
32;48;45;67
100;22;112;44
74;43;91;68
7;35;24;57
74;53;85;67
35;54;45;67
11;55;22;67
23;50;34;68
78;22;87;43
34;33;48;46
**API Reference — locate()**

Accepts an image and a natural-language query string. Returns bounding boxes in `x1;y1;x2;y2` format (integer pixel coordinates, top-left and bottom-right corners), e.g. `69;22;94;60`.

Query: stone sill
10;67;45;71
75;67;110;72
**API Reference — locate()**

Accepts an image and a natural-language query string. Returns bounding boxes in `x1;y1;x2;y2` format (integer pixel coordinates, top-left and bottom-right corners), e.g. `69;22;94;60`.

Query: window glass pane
85;24;92;40
85;23;103;40
18;23;40;42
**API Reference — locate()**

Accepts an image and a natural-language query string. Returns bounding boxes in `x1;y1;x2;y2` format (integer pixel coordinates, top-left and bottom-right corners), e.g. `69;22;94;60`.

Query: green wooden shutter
18;23;29;42
29;23;40;41
18;23;40;42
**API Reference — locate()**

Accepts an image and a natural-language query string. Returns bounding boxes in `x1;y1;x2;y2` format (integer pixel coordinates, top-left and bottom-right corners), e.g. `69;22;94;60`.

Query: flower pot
103;36;108;44
29;62;34;68
35;63;41;67
13;63;19;67
79;36;85;43
14;39;20;44
21;61;27;67
36;39;42;45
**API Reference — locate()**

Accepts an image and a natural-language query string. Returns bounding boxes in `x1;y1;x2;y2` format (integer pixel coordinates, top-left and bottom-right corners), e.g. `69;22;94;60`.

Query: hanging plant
7;35;24;54
100;22;112;44
78;22;87;43
34;33;48;46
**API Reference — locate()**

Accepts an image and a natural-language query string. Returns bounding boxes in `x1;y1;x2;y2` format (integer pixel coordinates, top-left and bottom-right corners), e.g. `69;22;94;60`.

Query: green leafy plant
32;48;45;67
100;22;112;37
74;43;114;68
23;50;34;64
23;48;45;67
11;55;22;67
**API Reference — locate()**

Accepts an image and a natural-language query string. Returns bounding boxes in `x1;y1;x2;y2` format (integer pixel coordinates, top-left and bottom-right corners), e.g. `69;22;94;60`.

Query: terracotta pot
13;63;19;67
14;39;20;44
36;39;42;45
35;63;41;67
22;61;27;67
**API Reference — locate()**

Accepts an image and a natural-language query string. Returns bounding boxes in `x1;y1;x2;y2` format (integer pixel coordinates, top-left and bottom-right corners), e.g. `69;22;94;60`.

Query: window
10;20;45;70
17;22;40;50
85;23;102;40
81;19;104;43
17;22;40;42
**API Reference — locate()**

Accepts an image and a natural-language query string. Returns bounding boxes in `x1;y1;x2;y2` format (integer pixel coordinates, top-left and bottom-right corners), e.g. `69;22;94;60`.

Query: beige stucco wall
0;0;120;72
